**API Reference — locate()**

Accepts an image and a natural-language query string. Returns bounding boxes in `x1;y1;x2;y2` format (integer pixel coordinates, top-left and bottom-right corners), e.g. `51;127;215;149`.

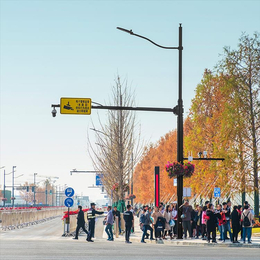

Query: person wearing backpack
241;205;254;244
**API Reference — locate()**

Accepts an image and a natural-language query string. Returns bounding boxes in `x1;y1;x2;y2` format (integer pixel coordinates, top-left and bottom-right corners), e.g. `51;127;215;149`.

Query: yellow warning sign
60;98;91;115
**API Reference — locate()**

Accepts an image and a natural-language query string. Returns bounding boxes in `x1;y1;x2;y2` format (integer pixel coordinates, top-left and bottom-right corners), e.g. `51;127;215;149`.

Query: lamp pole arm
117;27;179;50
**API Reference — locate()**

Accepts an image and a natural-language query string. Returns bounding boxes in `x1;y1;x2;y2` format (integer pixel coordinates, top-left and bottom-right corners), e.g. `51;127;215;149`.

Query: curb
125;237;260;248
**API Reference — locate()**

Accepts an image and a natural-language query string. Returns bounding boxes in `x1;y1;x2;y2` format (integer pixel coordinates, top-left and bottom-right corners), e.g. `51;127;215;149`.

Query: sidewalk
103;217;260;248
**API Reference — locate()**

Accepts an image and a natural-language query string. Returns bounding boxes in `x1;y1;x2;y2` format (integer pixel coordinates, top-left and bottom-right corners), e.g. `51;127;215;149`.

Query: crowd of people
138;200;255;244
74;200;255;244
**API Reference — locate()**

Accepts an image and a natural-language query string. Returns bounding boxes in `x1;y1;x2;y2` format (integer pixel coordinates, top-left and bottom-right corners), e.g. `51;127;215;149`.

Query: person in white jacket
241;205;254;244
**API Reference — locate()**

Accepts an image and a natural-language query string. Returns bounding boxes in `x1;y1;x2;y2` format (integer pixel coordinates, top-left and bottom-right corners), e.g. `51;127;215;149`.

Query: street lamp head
117;27;133;35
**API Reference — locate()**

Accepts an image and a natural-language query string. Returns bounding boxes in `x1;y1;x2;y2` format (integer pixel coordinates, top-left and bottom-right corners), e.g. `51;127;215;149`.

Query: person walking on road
73;205;88;240
123;204;134;244
141;207;155;243
86;203;104;242
105;206;114;241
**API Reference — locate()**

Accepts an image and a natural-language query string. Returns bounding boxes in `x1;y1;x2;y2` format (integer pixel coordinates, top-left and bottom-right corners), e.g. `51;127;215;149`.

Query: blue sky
1;0;259;197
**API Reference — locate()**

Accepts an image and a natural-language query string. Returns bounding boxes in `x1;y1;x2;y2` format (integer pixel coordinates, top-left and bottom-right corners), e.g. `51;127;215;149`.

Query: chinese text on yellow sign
60;98;91;115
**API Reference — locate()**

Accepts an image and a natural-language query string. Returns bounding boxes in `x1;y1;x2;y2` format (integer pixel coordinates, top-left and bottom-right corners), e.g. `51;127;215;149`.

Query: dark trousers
196;225;201;237
154;224;163;238
173;222;177;235
75;223;88;239
201;224;206;238
125;224;132;242
118;219;121;234
105;224;113;240
87;219;95;241
141;225;153;241
232;225;239;242
240;223;243;239
182;221;192;238
207;229;216;242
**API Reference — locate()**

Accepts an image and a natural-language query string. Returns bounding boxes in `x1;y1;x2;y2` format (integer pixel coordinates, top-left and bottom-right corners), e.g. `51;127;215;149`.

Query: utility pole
12;166;16;207
34;173;37;206
3;169;6;207
131;152;134;206
45;181;48;205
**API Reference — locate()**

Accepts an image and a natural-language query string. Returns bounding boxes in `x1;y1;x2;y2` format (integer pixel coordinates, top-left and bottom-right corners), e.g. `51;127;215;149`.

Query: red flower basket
165;161;195;178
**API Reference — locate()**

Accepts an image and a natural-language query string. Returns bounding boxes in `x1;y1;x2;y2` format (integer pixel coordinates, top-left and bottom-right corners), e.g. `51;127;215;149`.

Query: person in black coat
73;205;88;240
206;204;221;243
230;206;240;243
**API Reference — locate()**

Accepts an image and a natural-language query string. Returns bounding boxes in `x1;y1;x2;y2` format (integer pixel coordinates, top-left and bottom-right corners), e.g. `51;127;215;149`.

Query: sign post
214;187;221;198
96;174;103;186
64;187;74;236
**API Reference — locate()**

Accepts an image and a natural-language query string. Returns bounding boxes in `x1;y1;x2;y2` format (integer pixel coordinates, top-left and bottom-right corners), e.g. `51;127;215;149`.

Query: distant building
76;196;90;208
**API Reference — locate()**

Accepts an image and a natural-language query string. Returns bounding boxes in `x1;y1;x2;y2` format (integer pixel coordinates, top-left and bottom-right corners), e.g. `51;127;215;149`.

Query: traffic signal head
26;186;29;192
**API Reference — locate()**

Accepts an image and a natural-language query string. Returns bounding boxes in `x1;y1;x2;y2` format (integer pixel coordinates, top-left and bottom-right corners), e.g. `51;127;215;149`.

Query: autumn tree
133;33;259;214
88;76;142;205
217;33;260;215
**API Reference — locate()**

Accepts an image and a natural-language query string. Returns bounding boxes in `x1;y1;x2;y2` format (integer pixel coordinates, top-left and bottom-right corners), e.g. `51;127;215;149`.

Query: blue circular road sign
65;187;75;197
64;198;74;208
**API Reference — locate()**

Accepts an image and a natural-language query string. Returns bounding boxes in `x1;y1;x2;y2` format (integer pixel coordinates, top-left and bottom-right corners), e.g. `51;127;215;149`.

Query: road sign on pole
214;187;221;198
64;198;74;208
60;98;91;115
96;174;103;186
65;187;74;197
183;187;191;197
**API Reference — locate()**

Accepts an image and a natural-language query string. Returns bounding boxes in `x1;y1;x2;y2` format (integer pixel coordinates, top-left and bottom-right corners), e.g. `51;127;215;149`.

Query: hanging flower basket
1;198;7;202
165;161;195;178
183;162;195;178
11;197;16;200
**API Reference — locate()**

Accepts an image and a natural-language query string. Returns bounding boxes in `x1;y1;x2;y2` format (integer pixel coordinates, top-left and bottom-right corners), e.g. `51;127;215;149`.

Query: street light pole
12;166;16;207
176;24;184;239
117;24;184;239
34;173;37;206
3;169;6;207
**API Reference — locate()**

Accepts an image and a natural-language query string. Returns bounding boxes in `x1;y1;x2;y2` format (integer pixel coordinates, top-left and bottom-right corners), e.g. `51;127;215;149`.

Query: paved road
0;215;104;240
1;217;260;260
1;239;260;260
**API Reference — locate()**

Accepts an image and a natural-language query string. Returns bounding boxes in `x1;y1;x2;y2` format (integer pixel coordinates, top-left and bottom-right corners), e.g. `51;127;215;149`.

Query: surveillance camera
52;107;57;117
